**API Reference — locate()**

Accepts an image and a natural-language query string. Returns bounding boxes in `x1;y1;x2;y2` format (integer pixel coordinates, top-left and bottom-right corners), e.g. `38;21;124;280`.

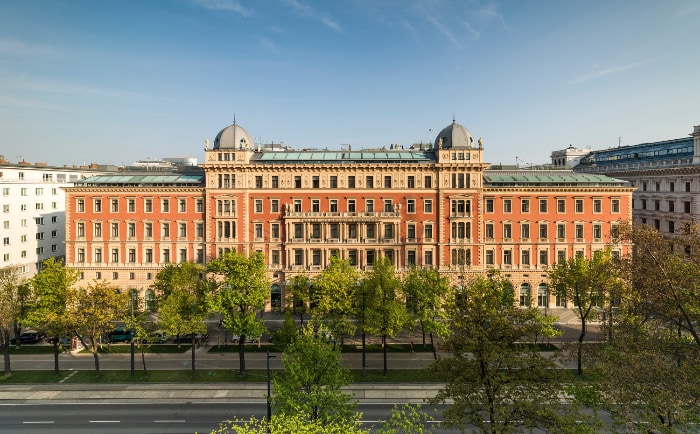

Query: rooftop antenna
17;155;24;162
618;136;622;147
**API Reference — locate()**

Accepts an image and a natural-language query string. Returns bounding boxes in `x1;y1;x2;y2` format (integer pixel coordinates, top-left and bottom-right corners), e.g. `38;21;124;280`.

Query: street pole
130;295;135;377
266;350;276;430
361;290;366;377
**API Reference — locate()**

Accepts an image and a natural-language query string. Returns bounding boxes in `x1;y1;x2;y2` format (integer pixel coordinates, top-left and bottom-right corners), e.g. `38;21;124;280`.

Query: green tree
271;323;359;426
374;404;435;434
430;272;592;434
360;255;409;376
403;265;451;359
27;258;80;376
210;414;370;434
0;265;30;377
286;273;315;326
156;263;209;376
207;250;270;376
548;249;617;375
272;312;299;352
67;281;129;377
313;256;360;344
574;224;700;432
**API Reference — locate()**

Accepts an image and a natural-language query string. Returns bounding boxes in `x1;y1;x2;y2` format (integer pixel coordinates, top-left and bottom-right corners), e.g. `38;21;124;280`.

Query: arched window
537;283;548;307
145;290;156;311
519;283;531;307
271;284;281;311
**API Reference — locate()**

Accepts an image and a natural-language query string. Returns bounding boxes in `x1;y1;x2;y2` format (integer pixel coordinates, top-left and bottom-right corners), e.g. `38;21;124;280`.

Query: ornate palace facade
64;119;634;310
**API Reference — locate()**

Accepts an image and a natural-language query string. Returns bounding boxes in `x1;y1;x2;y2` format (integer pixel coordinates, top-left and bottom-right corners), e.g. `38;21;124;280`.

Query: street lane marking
89;420;120;423
23;421;54;424
154;420;186;423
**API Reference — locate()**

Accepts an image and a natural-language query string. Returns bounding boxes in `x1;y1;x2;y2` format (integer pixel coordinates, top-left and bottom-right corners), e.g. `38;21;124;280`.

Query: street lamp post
361;290;366;377
130;294;135;377
266;350;276;428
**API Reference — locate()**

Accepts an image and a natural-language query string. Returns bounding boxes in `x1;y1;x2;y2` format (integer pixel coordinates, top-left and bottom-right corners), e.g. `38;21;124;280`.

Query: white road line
89;420;120;423
22;421;54;424
154;420;186;423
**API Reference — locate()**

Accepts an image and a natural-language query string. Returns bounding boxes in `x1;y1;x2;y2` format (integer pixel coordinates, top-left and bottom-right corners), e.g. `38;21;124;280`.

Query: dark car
108;328;134;343
10;331;46;345
172;332;208;344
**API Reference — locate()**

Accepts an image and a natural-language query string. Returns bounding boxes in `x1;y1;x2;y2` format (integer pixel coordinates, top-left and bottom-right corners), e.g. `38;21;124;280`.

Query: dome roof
213;120;254;150
434;120;476;149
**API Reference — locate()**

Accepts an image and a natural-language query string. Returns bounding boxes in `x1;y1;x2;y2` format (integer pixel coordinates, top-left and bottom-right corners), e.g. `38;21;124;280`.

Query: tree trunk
577;317;587;376
420;319;426;346
191;336;196;377
2;341;10;377
52;341;60;376
382;335;388;376
239;338;246;376
141;349;147;374
429;332;437;360
92;348;101;377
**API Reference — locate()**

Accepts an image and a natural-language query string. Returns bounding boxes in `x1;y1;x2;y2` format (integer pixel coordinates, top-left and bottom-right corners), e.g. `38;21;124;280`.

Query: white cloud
193;0;253;16
426;15;461;48
283;0;343;32
568;61;648;84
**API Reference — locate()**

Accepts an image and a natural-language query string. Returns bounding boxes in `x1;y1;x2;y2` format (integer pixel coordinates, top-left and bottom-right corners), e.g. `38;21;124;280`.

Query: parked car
172;332;208;344
10;330;46;345
141;330;171;344
108;328;134;343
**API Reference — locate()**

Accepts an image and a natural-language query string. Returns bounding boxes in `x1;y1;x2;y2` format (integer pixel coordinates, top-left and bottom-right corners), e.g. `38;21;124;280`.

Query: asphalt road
0;402;459;434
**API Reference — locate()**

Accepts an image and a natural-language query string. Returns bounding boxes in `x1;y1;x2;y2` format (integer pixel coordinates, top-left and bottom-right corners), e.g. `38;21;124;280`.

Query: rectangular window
294;199;302;212
294;176;302;188
521;250;530;265
485;198;494;213
557;199;565;213
485;250;494;265
366;200;374;213
161;198;170;212
539;223;548;239
294;223;303;239
668;201;675;212
424;199;433;213
503;199;512;213
111;248;119;263
196;198;203;213
611;199;620;213
384;176;392;188
311;249;321;266
407;224;416;239
539;199;547;213
312;223;321;239
77;222;85;237
330;176;337;188
255;176;263;188
77;199;85;212
383;224;393;239
271;223;280;239
128;249;136;263
485;223;494;238
593;224;602;239
145;199;153;212
383;200;392;212
271;176;279;189
94;199;102;212
294;249;303;266
407;199;416;213
366;224;375;239
424;223;433;239
179;199;186;212
686;182;691;192
407;250;416;265
255;199;263;213
162;222;170;238
162;249;170;263
111;198;118;212
179;223;187;238
330;224;339;239
539;250;548;266
271;199;279;213
424;250;433;265
503;250;512;265
111;222;119;238
145;223;153;238
77;248;85;263
366;176;374;188
271;250;280;265
521;199;530;213
684;201;691;213
348;176;356;188
503;223;512;239
520;223;530;239
424;176;432;188
575;224;584;239
128;222;136;238
128;199;135;212
407;176;415;188
179;249;187;263
575;199;583;213
145;249;153;263
312;199;320;212
558;250;566;263
255;223;263;239
330;200;338;213
348;199;356;212
593;199;602;213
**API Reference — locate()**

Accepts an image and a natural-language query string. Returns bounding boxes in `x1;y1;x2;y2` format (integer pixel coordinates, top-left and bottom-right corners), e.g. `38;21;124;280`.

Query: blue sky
1;0;698;167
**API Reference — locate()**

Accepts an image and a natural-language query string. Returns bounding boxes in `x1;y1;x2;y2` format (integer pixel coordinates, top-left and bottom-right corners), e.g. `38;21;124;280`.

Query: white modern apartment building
0;160;108;278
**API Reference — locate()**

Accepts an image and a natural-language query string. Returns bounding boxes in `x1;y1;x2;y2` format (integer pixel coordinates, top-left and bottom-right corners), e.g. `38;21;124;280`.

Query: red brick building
64;119;634;310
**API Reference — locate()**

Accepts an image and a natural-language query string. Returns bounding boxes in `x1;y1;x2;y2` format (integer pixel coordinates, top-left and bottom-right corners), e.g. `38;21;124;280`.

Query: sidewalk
0;382;443;404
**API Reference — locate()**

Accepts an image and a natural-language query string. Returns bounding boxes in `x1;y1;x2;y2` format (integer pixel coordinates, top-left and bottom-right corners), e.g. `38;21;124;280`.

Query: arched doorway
270;284;281;312
519;283;531;307
537;283;549;308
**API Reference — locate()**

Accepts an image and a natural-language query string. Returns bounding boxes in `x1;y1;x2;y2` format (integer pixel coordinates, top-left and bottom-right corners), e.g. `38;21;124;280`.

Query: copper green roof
255;150;436;164
484;170;629;187
75;174;204;187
